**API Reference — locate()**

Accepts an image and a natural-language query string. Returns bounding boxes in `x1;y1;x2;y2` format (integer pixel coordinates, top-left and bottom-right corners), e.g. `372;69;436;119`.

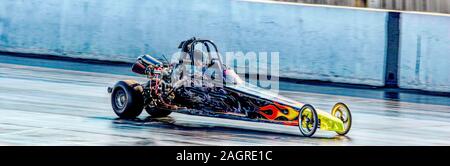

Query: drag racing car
108;37;352;137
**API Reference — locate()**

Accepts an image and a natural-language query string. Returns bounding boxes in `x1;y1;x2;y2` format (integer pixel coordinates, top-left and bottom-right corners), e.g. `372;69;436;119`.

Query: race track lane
1;60;450;145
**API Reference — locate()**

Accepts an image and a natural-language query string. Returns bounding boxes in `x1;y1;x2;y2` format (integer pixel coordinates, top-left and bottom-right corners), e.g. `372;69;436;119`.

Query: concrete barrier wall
1;0;449;92
231;1;388;86
0;0;388;86
399;13;450;92
0;0;234;62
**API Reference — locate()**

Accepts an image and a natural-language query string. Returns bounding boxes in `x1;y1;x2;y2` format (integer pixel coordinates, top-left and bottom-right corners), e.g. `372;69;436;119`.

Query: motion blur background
276;0;450;14
0;0;449;145
1;0;449;93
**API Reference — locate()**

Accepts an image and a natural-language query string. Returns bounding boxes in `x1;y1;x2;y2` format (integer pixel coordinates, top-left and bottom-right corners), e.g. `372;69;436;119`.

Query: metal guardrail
275;0;450;14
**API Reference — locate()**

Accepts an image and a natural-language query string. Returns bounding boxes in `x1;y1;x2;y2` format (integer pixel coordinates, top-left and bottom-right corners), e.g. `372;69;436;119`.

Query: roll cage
178;37;224;72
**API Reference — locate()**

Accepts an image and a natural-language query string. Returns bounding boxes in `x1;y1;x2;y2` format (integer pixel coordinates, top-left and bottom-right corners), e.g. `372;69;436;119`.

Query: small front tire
331;102;352;136
298;104;319;137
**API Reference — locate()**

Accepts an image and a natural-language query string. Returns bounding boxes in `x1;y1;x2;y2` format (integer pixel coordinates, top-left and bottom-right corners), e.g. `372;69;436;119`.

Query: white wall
0;0;389;86
229;1;388;86
0;0;234;62
399;13;450;92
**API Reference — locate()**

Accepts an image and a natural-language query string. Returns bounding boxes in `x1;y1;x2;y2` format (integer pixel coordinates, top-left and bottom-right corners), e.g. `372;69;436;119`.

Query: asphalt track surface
1;54;450;146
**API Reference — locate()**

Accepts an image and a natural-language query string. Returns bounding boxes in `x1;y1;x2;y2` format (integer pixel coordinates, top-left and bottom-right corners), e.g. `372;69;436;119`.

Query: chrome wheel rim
114;89;127;110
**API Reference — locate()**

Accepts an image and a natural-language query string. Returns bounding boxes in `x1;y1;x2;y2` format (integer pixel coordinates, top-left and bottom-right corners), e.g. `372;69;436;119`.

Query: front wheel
298;104;319;137
111;80;144;119
331;102;352;135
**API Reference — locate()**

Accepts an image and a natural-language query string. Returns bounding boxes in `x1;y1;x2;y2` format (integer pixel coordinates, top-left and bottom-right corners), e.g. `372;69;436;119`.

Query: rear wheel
145;106;172;118
298;104;319;137
111;80;144;119
331;102;352;135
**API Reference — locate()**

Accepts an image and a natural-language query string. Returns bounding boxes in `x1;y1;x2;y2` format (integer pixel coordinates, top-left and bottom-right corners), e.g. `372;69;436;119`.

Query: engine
130;54;177;110
131;54;164;75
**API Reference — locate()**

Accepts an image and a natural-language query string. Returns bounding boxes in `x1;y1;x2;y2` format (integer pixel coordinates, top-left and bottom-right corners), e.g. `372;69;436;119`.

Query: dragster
108;37;352;137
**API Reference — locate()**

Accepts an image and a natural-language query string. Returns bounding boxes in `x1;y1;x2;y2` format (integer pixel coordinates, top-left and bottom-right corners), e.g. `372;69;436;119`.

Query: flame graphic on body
258;103;299;121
